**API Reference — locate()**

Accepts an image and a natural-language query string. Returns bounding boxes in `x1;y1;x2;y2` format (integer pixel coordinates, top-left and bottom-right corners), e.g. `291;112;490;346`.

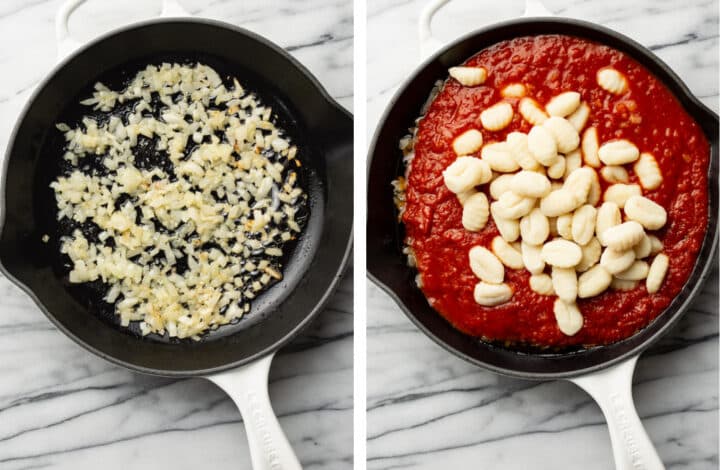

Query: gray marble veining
367;0;718;468
0;1;353;469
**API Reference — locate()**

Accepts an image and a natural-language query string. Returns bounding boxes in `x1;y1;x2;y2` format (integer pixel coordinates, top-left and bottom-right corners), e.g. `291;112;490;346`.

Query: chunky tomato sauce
402;35;709;347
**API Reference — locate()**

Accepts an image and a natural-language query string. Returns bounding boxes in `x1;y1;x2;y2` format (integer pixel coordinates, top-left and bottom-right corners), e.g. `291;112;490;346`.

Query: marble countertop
367;0;718;468
0;1;352;469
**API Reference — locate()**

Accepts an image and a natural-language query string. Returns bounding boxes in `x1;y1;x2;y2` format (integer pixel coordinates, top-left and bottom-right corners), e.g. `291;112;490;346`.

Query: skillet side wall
367;18;719;379
0;20;353;375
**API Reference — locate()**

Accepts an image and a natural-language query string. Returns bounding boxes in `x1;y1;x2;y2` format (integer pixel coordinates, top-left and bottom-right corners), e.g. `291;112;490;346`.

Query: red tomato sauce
402;35;709;347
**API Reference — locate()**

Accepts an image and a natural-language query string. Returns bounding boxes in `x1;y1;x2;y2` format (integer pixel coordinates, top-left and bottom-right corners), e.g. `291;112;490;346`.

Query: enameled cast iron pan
0;1;352;469
367;1;718;469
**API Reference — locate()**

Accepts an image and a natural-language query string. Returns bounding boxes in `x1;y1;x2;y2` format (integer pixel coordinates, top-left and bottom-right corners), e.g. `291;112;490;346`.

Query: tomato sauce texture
402;35;709;347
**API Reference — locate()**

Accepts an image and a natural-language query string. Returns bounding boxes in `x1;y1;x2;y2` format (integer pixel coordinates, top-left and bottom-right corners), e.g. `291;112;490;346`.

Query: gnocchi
510;170;552;198
603;183;641;208
602;221;645;251
489;174;515;200
567;102;590;131
615;260;650;281
597;67;628;94
578;264;612;298
527;125;558;166
598;139;639;165
571;204;597;245
462;192;490;231
520;208;550;245
519;98;548;125
546;91;581;117
624;195;667;230
452;129;484;156
553;299;583;336
646;254;669;294
543;116;580;154
600;165;629;184
491;191;536;220
634;153;663;190
481;142;520;172
581;127;601;167
521;241;545;275
474;282;513;306
552;267;578;303
449;66;487;86
480;102;514;131
506;132;541;171
530;273;554;295
491;206;521;242
547;155;566;179
468;246;504;284
596;202;621;246
576;237;602;272
501;83;526;98
564;149;582;179
492;236;524;269
541;239;583;268
600;247;636;274
540;189;580;218
443;156;492;193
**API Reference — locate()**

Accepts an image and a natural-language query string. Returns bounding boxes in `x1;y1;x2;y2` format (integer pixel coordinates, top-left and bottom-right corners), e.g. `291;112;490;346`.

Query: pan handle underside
206;353;303;470
569;356;665;470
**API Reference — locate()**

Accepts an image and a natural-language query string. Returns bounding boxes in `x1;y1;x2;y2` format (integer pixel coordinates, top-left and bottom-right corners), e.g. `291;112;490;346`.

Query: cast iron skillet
0;1;352;469
367;5;717;470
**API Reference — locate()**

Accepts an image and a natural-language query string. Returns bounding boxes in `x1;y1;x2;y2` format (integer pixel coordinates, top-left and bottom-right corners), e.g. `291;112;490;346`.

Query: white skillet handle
569;356;665;470
205;353;302;470
418;0;553;59
55;0;191;62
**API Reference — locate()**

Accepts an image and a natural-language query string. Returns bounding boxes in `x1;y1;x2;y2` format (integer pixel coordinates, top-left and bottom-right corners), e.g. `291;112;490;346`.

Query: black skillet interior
0;20;353;376
367;18;719;380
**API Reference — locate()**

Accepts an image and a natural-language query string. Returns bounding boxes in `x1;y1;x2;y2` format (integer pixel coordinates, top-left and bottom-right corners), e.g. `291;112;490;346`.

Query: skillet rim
367;16;719;380
0;17;354;377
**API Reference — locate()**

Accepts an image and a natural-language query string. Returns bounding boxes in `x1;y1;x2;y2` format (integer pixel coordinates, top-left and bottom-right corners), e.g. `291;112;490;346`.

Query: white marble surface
367;0;718;468
0;1;352;469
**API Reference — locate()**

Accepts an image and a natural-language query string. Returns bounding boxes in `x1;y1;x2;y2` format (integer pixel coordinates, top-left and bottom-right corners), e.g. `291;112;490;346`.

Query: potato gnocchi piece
443;156;492;194
449;66;487;86
506;132;541;171
597;67;628;94
519;98;549;125
578;265;612;298
598;139;639;165
602;221;645;251
542;116;580;154
462;192;490;232
596;201;621;245
615;260;650;281
648;235;663;255
491;191;535;220
564;150;582;179
611;277;638;291
552;267;578;303
510;170;551;198
546;91;581;117
547;156;566;179
553;299;583;336
556;213;573;240
474;281;513;306
540;189;579;218
581;127;601;167
481;142;520;172
530;273;554;295
576;237;602;272
624;195;667;230
468;246;504;284
603;183;641;208
571;204;597;245
542;239;582;268
520;208;550;245
633;234;652;259
567;102;591;131
600;165;629;184
600;247;636;274
457;189;478;205
493;213;520;242
587;167;601;206
521;241;545;275
489;174;514;200
528;125;559;166
646;253;669;294
501;83;526;98
634;152;663;190
491;236;524;269
452;129;484;156
480;102;514;131
563;167;595;205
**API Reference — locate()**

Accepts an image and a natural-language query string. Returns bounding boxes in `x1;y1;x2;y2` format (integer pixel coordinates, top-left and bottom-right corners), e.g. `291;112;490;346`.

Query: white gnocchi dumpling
506;132;541;171
491;236;524;269
468;246;504;284
552;266;578;303
474;281;513;306
624;195;667;230
522;241;546;275
564;149;582;178
443;156;492;194
567;102;591;131
480;102;514;131
556;213;573;240
519;98;549;125
648;235;663;255
600;165;629;184
527;125;558;166
481;142;520;172
489;174;514;200
542;116;580;154
571;204;597;245
520;208;550;245
633;234;652;259
600;247;636;274
542;239;583;268
462;192;490;232
596;201;622;245
634;152;663;190
611;278;638;291
501;83;526;98
547;155;566;179
581;127;601;167
449;66;487;86
510;170;551;198
603;183;642;208
452;129;484;155
493;213;521;242
545;91;581;117
587;167;601;206
602;221;645;251
491;191;535;220
597;67;628;94
578;264;612;298
530;273;554;295
563;167;595;205
598;139;639;165
615;260;650;281
540;189;580;218
553;299;583;336
576;237;602;272
646;253;669;294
